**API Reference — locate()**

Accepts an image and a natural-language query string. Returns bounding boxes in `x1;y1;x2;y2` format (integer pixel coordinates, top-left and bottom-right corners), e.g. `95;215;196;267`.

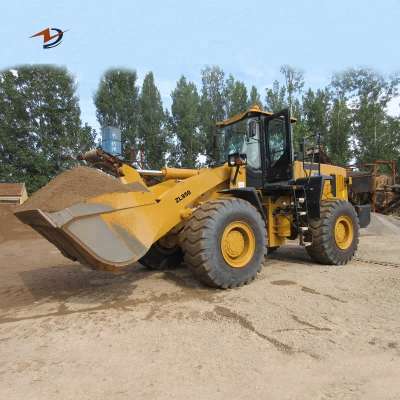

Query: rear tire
181;198;266;288
139;241;183;270
306;200;359;265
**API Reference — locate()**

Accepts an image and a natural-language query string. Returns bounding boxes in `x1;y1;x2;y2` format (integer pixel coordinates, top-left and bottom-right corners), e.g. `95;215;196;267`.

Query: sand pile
18;167;132;213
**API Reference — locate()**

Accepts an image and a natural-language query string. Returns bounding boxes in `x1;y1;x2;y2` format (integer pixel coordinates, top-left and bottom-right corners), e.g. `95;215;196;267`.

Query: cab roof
216;105;296;128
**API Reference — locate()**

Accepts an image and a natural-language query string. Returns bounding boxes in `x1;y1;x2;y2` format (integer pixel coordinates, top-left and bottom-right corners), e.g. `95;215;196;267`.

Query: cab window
216;118;261;170
268;117;286;166
245;119;261;169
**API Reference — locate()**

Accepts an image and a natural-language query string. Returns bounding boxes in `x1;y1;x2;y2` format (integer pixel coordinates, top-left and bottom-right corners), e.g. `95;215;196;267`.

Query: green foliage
200;66;226;162
224;74;248;117
327;97;352;165
265;80;287;112
3;63;399;189
302;89;330;137
162;109;178;166
263;65;400;166
383;117;400;168
138;72;166;169
249;86;262;108
280;65;304;113
266;66;305;148
94;68;139;158
331;68;400;165
170;76;201;167
266;66;304;114
0;65;95;193
299;88;331;154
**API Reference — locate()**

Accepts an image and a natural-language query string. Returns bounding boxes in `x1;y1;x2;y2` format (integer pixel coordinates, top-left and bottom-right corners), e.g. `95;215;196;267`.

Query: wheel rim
334;215;354;250
220;221;256;268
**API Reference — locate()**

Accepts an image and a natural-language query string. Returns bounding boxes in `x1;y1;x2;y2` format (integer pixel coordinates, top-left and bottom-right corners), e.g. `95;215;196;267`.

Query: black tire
181;198;266;288
139;241;183;270
306;200;359;265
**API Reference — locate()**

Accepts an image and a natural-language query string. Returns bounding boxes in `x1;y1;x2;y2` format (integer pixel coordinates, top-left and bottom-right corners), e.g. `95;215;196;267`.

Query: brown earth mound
17;167;132;213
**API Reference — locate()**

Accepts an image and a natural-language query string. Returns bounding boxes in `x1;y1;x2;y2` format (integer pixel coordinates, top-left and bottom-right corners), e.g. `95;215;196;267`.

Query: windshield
216;118;261;169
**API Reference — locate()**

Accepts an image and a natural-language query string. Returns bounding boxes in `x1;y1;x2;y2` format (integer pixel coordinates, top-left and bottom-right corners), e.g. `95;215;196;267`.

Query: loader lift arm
16;151;232;271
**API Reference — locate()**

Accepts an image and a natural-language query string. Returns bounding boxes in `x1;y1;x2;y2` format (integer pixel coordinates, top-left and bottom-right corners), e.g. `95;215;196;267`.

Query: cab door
264;109;293;183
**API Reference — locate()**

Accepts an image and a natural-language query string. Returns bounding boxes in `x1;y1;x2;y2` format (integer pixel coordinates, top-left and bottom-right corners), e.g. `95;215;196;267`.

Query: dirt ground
0;210;399;400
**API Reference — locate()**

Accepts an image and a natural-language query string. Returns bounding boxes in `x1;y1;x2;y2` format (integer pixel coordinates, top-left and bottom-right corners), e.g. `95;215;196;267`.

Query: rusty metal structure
349;160;400;215
364;160;400;213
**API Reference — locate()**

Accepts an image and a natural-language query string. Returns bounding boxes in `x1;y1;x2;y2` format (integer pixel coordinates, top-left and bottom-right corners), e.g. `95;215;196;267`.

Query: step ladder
292;186;312;247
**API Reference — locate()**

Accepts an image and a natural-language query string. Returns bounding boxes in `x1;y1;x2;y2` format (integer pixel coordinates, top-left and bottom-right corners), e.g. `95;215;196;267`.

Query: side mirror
228;153;247;167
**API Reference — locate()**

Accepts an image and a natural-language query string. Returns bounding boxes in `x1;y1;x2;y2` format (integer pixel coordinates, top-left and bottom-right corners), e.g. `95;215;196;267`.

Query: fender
219;187;266;219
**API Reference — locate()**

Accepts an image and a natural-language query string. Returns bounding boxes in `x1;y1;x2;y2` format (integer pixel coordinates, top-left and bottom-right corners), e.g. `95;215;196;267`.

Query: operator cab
216;106;294;188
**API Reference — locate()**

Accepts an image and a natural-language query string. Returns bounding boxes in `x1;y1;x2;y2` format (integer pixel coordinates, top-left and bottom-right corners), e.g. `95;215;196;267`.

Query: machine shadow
18;262;200;306
18;263;145;305
268;244;314;265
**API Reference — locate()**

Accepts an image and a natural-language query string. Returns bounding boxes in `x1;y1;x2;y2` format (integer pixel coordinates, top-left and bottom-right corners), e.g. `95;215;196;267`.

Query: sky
1;0;400;132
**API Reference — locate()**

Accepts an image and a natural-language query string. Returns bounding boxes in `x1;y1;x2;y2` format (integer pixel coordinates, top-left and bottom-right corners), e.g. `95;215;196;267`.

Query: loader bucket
14;192;159;271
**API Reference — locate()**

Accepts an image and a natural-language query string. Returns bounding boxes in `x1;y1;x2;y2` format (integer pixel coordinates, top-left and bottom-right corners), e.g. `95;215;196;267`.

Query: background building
0;183;28;205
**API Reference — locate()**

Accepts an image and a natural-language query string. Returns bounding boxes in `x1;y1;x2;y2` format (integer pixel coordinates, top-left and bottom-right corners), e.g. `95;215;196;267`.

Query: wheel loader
15;106;371;288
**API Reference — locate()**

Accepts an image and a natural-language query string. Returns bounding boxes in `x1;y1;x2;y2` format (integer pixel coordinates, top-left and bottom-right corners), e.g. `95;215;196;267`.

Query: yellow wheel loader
16;106;371;288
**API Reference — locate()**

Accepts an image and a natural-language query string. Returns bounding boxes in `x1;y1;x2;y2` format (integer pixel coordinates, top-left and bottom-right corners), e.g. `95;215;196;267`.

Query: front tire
181;198;266;288
306;200;359;265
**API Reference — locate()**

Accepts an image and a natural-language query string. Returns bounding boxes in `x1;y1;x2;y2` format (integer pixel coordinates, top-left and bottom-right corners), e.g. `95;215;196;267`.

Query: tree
331;68;400;164
280;65;304;114
138;72;166;169
163;108;180;166
266;66;305;147
0;65;95;193
327;97;352;165
200;66;226;162
382;116;400;166
265;65;304;114
302;89;330;136
249;86;262;108
265;80;287;112
301;88;331;156
170;76;201;167
224;74;248;117
94;68;139;158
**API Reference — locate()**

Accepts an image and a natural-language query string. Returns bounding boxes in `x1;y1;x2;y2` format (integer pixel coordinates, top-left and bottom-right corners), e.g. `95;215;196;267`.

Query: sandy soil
0;206;39;244
0;212;399;400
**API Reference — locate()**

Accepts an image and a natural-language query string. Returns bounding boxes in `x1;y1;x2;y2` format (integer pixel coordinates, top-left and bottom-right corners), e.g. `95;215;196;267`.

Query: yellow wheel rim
334;215;354;250
220;221;256;268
